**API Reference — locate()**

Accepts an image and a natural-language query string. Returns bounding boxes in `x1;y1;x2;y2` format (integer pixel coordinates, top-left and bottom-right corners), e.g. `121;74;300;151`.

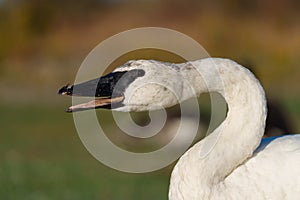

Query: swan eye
58;69;145;112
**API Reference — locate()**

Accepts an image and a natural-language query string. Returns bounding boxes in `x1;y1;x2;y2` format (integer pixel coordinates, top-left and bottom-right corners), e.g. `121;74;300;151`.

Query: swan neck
170;58;267;199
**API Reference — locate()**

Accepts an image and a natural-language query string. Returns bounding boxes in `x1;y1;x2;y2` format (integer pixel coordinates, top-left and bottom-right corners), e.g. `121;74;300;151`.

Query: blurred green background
1;0;300;199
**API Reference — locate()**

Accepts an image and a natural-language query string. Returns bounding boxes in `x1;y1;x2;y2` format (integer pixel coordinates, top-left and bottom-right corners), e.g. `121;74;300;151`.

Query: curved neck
170;58;267;199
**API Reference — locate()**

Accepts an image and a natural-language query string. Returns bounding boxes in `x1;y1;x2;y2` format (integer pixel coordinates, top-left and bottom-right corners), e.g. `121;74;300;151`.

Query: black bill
58;69;145;112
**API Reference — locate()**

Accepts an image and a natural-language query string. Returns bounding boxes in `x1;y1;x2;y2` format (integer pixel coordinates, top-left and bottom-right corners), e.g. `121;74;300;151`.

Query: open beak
58;69;145;112
58;71;127;112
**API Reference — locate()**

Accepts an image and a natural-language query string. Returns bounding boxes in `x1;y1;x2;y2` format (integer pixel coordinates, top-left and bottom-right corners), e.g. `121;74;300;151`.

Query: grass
1;97;299;200
1;2;299;199
0;103;170;200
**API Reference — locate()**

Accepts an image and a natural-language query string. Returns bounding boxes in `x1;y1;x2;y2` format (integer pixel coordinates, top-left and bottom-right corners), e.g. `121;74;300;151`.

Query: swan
59;58;300;199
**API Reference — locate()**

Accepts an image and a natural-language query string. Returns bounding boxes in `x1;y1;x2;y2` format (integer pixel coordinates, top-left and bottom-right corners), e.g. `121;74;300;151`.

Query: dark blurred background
1;0;300;199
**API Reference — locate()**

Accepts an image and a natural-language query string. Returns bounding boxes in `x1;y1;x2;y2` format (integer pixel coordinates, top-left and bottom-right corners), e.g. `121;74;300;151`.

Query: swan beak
58;69;145;112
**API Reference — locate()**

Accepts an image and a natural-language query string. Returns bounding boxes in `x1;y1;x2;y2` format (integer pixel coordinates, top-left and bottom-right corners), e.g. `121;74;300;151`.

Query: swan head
58;60;184;112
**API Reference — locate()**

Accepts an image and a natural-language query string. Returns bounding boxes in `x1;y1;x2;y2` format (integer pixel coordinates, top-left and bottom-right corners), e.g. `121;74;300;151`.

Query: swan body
59;58;300;199
170;134;300;200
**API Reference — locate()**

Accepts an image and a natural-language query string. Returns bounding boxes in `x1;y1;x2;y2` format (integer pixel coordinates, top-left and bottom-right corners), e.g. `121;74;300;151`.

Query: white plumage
61;58;300;199
112;58;300;200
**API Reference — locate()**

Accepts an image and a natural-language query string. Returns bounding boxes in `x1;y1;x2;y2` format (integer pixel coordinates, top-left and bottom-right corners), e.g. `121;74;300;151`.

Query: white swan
59;58;300;199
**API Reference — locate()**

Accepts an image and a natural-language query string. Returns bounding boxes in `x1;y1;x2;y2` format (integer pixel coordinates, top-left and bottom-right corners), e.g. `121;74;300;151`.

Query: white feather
113;58;300;200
